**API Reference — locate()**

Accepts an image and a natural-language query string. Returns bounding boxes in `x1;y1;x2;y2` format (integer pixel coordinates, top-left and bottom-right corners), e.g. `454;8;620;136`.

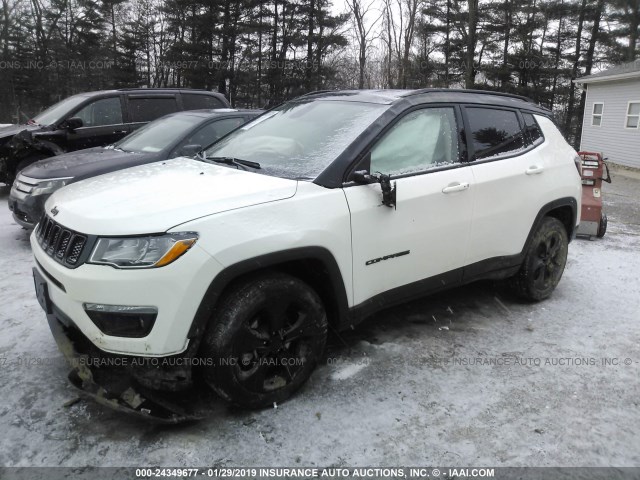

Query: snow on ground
0;173;639;468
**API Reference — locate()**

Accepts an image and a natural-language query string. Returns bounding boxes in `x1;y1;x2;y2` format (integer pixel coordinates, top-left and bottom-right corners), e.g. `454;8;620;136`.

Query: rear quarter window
466;107;525;160
522;112;544;146
128;97;178;123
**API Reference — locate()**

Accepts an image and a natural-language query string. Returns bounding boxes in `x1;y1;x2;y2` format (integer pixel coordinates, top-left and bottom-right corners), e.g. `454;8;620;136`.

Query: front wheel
510;216;569;301
199;272;327;409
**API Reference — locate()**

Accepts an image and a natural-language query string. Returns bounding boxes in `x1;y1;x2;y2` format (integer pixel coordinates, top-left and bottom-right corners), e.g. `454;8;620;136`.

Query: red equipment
576;151;611;239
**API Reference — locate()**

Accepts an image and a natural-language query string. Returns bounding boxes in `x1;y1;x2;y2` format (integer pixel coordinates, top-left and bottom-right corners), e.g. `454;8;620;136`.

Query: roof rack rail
115;87;211;92
403;88;535;103
296;89;336;98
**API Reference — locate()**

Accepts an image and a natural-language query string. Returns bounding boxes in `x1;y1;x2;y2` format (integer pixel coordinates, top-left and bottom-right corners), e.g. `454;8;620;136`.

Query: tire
199;272;327;409
510;216;569;301
597;213;607;238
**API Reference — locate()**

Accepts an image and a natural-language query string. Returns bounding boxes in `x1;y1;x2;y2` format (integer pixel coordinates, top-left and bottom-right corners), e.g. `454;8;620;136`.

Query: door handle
442;182;470;194
113;130;127;134
526;165;544;175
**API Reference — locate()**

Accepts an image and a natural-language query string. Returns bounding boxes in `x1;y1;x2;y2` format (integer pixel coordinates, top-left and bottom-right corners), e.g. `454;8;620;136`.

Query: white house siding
579;78;640;168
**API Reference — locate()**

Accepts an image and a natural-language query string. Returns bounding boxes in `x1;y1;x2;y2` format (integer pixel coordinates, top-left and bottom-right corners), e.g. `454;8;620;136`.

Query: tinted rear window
128;97;178;123
182;93;225;110
466;107;524;160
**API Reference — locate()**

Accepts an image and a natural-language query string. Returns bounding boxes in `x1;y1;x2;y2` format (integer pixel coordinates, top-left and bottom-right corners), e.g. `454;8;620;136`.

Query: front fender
185;246;351;343
11;128;65;158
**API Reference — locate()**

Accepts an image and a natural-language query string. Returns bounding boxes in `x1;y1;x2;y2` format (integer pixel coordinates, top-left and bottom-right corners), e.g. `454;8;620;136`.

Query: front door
344;106;474;307
65;96;128;151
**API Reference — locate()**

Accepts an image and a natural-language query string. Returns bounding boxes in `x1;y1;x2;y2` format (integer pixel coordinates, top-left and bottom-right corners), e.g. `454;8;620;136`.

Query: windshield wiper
205;156;261;170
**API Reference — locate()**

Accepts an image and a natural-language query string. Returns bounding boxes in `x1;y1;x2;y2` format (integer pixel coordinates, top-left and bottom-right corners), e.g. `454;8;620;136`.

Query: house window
591;102;603;126
625;102;640;129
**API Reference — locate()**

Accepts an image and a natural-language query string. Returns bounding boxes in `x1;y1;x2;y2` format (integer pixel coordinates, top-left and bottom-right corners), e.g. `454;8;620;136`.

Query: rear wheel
510;216;568;301
199;272;327;409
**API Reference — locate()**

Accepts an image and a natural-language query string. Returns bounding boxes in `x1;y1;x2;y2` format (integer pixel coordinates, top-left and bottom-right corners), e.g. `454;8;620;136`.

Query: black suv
0;88;229;184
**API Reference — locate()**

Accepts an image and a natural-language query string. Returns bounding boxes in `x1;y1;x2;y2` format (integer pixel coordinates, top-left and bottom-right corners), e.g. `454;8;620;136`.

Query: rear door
344;105;474;306
125;94;179;133
64;96;128;150
463;106;549;270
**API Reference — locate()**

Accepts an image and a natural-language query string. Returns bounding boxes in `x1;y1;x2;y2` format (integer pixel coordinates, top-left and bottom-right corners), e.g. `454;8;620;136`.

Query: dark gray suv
9;109;261;228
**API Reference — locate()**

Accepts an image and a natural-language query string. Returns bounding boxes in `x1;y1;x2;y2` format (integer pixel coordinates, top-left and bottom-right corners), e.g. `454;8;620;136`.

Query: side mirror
65;117;83;131
179;144;202;157
351;169;397;209
353;170;376;184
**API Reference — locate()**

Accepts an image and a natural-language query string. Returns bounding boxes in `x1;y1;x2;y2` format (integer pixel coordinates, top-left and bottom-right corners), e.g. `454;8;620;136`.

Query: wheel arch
524;197;578;253
187;247;350;345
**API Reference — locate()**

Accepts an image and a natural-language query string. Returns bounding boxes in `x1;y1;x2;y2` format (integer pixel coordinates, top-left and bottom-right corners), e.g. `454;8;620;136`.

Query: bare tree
564;0;587;135
399;0;422;88
464;0;478;88
346;0;381;88
383;0;424;88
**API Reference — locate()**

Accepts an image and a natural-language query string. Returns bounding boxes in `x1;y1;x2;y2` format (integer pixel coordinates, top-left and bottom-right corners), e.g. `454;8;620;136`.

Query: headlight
88;232;198;269
32;178;71;195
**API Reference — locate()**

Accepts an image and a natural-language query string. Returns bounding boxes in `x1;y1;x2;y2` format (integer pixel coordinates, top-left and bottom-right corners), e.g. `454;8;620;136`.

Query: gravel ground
0;172;638;468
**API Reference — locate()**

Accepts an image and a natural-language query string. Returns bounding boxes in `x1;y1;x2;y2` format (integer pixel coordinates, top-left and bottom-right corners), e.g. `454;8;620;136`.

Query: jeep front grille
36;215;88;267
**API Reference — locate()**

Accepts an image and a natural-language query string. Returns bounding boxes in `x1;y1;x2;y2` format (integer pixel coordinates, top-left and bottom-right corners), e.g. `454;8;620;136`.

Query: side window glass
129;97;178;123
73;97;123;127
182;94;224;110
178;118;245;153
522;112;543;145
370;107;459;175
466;107;524;160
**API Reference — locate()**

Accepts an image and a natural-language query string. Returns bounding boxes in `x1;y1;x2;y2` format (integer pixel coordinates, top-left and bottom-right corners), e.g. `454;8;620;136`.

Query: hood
21;147;158;181
45;157;298;235
0;123;40;140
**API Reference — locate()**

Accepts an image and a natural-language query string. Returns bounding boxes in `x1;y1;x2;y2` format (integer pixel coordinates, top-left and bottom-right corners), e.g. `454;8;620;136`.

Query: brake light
574;155;583;177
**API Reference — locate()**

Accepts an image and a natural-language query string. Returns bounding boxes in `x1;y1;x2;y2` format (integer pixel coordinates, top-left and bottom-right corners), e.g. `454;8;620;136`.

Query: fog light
83;303;157;338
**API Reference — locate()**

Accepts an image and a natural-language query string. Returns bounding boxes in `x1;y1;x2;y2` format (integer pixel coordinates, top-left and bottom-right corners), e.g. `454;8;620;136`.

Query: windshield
31;95;89;126
203;100;388;180
117;114;204;153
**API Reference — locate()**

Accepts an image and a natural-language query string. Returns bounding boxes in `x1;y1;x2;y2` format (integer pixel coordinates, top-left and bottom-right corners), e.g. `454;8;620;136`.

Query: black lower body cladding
46;303;214;423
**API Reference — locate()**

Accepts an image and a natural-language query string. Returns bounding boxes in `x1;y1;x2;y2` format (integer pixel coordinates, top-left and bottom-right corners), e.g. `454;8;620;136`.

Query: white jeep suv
31;89;582;421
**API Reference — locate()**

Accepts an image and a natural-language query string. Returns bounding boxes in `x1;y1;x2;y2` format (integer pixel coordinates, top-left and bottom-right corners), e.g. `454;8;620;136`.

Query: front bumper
9;187;49;228
32;224;226;421
31;230;223;356
43;286;215;423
